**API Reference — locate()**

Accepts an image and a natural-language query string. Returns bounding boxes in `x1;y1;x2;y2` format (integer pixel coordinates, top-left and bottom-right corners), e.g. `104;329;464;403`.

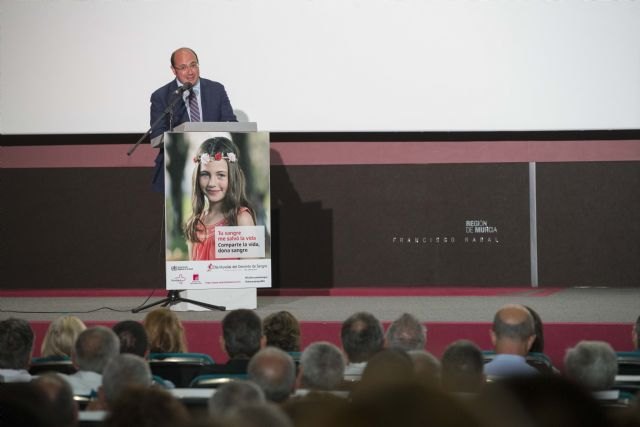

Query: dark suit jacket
150;78;237;191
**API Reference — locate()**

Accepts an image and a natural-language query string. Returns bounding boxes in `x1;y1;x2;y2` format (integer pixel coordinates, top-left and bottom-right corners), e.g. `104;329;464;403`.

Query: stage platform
1;287;637;370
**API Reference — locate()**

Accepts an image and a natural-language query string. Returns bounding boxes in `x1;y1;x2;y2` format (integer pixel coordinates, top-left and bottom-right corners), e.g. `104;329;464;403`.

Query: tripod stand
132;290;225;313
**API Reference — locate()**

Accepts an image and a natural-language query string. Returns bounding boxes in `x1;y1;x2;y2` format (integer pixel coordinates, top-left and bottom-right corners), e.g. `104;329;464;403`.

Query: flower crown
194;152;237;165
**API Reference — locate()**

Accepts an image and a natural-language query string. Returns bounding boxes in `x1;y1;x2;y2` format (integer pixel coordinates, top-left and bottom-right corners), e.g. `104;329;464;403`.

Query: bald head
491;304;536;355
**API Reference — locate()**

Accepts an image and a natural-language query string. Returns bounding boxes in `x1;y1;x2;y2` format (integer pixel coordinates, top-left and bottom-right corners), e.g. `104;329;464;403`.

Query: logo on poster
392;219;500;245
170;274;186;284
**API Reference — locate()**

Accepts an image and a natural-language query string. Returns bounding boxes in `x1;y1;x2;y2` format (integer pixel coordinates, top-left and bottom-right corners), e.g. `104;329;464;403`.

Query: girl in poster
184;137;256;260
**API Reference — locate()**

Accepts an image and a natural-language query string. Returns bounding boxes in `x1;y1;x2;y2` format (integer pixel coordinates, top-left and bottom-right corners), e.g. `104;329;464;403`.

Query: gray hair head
385;313;427;352
101;353;152;405
300;341;346;390
564;340;617;391
0;318;34;370
74;326;120;373
208;379;265;417
247;347;296;403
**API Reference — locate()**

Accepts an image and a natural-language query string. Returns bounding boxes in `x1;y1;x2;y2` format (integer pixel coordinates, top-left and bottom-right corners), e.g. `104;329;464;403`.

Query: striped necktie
188;89;200;122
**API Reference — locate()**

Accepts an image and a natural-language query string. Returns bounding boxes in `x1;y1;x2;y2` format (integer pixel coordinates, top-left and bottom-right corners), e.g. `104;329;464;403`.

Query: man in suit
150;47;237;192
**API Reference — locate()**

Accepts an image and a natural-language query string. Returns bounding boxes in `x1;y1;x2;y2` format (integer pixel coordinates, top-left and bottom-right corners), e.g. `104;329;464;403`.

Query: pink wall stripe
3;140;639;168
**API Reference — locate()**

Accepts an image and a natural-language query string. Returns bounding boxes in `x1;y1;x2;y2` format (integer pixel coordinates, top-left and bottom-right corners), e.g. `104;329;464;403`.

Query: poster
164;130;271;289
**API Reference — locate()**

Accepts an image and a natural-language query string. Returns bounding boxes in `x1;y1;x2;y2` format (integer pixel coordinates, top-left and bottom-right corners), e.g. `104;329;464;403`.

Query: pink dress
191;207;250;261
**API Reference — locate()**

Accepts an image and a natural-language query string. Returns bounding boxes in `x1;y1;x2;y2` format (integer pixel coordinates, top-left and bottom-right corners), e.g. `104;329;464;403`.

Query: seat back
189;373;248;388
29;357;77;375
148;352;215;364
149;361;209;388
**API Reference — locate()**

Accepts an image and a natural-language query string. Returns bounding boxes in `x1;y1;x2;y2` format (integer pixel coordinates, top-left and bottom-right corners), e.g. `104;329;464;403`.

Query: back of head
475;375;609;427
0;382;54;427
385;313;426;352
524;305;545;353
263;311;301;352
248;347;296;403
441;339;485;393
101;354;152;406
492;304;535;353
143;308;187;353
634;314;640;349
341;312;384;363
208;379;265;418
564;340;617;391
224;403;294;427
73;326;120;373
33;373;77;427
104;385;190;427
113;320;148;357
300;341;345;391
0;317;34;370
222;309;263;359
408;350;441;388
41;315;86;358
354;348;414;398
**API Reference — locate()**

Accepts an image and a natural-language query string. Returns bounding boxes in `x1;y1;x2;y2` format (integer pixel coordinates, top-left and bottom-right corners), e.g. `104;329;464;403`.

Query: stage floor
0;287;637;324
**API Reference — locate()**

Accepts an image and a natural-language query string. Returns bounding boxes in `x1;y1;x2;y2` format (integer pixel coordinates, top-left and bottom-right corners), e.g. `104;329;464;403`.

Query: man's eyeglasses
174;62;199;71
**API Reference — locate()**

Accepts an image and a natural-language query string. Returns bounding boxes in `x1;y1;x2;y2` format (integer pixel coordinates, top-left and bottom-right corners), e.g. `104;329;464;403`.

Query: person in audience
62;326;120;396
112;320;149;357
103;385;190;427
474;375;610;427
40;315;86;359
484;303;538;378
263;310;301;353
408;350;441;388
248;346;296;403
297;341;346;392
564;340;619;401
352;348;415;399
0;317;35;382
223;402;294;427
0;381;54;427
440;339;485;394
385;313;426;352
33;373;78;427
91;353;153;410
633;315;639;351
340;311;385;380
143;307;188;353
199;308;265;375
208;379;266;418
524;305;545;354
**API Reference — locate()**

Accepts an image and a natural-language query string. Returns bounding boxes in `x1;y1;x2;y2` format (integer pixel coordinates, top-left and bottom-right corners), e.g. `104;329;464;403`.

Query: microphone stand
128;86;226;312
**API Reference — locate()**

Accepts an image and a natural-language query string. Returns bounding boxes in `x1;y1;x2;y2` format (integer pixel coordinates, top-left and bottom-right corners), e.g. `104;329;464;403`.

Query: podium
162;122;269;312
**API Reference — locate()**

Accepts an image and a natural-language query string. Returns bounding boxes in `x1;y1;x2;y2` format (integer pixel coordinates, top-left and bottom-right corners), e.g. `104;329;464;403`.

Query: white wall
2;0;639;134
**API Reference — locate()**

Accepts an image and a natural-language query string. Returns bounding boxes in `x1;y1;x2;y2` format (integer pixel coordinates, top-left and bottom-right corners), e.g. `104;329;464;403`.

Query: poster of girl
184;136;257;260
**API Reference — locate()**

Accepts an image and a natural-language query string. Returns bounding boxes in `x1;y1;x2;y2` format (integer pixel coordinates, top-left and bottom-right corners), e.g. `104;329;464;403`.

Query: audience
441;339;485;394
40;315;87;359
524;305;545;354
208;380;266;418
199;308;265;375
263;311;301;352
408;349;441;388
484;303;538;378
297;341;346;391
95;353;153;410
223;402;294;427
248;346;296;403
143;308;188;353
564;340;619;401
385;313;426;352
0;317;35;383
103;385;190;427
340;311;385;381
62;326;120;396
33;373;78;427
112;320;149;357
0;381;54;427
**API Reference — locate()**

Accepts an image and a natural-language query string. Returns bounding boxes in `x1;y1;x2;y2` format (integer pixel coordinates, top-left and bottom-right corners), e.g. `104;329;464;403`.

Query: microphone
173;82;194;95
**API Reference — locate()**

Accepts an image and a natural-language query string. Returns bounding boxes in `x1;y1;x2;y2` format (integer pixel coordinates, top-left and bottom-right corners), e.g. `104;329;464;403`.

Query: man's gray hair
101;353;152;404
564;340;618;391
74;326;120;373
247;347;296;403
300;341;345;390
0;318;34;370
385;313;427;352
208;380;265;417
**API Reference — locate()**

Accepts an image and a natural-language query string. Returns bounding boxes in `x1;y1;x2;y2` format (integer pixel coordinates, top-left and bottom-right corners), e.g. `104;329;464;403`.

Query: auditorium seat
148;352;215;364
29;356;77;375
148;354;214;388
189;373;248;388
